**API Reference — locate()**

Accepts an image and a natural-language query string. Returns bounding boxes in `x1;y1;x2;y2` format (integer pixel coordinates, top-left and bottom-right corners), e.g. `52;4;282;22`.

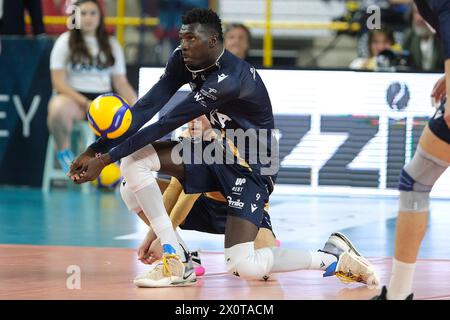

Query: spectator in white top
350;28;395;71
48;0;137;173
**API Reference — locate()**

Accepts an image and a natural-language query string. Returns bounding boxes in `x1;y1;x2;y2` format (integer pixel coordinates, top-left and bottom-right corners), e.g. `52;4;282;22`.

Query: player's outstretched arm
107;76;241;164
72;74;240;184
77;50;187;163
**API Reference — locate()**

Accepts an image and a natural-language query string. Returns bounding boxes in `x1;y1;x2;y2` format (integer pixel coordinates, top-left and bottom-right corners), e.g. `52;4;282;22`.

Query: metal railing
27;0;360;68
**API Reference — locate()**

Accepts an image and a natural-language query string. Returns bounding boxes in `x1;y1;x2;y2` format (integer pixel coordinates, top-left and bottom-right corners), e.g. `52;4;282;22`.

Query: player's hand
139;238;163;265
72;154;111;184
431;75;446;107
137;230;157;264
68;148;96;180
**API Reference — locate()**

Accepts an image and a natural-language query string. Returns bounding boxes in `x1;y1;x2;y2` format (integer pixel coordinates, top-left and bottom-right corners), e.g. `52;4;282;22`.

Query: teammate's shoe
190;251;202;265
189;251;206;276
134;245;196;288
320;232;379;287
371;286;414;300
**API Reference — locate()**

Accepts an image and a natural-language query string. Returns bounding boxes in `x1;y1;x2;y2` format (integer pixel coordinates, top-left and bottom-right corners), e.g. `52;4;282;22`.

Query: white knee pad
399;146;449;212
120;144;161;193
119;180;141;213
224;242;274;280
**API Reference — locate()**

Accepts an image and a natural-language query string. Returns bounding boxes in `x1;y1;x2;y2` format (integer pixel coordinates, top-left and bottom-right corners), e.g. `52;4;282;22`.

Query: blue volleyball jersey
89;48;276;172
415;0;450;59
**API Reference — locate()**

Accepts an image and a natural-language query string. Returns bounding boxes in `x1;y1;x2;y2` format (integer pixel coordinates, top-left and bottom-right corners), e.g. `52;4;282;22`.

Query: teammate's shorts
428;100;450;144
181;194;274;234
179;139;275;229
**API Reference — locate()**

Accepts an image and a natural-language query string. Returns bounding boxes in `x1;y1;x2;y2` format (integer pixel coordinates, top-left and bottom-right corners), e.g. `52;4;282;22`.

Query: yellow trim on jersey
204;191;226;202
225;138;252;171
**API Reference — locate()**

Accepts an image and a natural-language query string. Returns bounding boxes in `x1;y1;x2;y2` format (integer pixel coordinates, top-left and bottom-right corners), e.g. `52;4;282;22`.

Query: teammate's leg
377;58;450;299
384;125;450;299
47;94;85;172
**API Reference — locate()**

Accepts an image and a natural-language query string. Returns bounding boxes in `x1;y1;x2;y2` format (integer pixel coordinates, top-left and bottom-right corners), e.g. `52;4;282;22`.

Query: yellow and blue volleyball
87;93;132;139
91;163;122;190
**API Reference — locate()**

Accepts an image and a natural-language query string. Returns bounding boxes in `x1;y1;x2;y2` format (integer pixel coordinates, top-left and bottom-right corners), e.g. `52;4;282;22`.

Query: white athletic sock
310;251;338;271
269;248;336;272
387;258;416;300
134;183;185;261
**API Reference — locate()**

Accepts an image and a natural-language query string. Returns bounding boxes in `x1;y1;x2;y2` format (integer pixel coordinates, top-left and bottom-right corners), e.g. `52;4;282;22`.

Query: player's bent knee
119;180;141;213
398;146;449;212
120;145;161;192
224;242;274;280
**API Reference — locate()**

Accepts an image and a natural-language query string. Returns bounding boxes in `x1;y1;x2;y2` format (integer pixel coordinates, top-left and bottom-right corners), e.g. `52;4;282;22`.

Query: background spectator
0;0;45;36
350;28;395;70
224;23;251;60
402;3;444;72
47;0;136;173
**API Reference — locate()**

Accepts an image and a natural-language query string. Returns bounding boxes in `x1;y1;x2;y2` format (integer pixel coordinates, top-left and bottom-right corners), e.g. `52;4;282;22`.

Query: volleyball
91;162;122;190
87;93;132;139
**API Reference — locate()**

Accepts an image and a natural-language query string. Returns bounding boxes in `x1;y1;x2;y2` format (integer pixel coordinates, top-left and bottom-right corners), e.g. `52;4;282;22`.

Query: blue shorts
428;100;450;143
181;194;274;234
180;139;275;228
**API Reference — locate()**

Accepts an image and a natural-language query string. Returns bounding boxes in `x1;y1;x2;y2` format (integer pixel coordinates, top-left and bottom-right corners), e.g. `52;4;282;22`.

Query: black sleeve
108;74;241;162
88;50;186;154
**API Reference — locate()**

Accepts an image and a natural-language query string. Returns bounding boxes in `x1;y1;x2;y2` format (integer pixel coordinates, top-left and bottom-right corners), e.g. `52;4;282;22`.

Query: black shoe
371;286;414;300
189;251;202;265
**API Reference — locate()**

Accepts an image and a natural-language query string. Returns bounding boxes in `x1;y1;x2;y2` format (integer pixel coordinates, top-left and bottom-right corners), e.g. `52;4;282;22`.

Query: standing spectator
0;0;45;36
224;23;251;60
48;0;136;173
0;0;3;27
402;4;444;71
350;28;395;70
154;0;183;54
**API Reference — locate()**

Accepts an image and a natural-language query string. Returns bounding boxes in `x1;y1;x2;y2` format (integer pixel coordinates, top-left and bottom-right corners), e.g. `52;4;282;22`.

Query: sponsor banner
139;68;448;198
0;38;53;187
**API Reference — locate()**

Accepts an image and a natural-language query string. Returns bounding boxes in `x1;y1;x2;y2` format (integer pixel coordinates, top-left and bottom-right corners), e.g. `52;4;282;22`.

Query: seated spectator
350;28;395;70
402;3;444;72
48;0;137;173
224;23;251;60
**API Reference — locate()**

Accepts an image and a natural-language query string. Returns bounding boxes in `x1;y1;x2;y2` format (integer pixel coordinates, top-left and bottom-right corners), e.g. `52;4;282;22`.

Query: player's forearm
108;106;204;162
132;75;180;113
89;77;181;156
